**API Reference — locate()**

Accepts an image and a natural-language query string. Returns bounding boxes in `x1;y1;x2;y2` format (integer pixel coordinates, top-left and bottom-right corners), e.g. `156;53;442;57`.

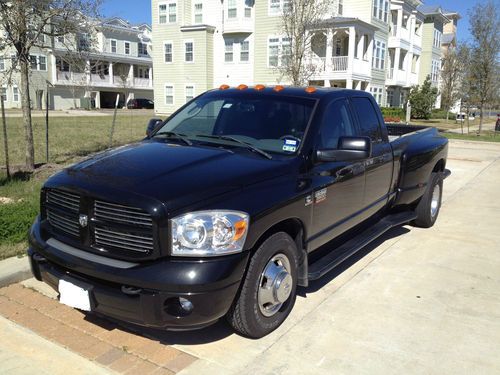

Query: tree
0;0;100;170
440;44;469;122
467;0;500;134
408;76;438;120
279;0;333;85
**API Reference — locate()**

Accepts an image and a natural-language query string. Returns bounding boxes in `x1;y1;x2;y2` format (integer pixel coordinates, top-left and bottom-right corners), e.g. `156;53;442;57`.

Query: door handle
337;167;353;177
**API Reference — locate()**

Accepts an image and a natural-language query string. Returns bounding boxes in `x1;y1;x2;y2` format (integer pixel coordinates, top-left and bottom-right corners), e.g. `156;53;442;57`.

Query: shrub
408;76;438;119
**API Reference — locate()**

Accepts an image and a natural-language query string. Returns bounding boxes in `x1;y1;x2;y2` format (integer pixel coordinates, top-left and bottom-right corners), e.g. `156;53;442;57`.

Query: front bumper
28;217;249;330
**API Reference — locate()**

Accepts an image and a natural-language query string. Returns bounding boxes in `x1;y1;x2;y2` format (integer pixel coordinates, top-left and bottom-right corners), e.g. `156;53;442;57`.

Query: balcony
55;71;152;89
222;16;253;34
331;56;348;71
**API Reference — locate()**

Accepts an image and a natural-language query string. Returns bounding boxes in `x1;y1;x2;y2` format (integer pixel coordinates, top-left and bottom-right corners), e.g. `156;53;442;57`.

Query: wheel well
251;218;308;287
433;159;446;173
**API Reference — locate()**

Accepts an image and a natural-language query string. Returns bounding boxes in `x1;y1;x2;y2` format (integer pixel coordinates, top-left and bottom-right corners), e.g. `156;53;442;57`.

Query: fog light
164;297;194;317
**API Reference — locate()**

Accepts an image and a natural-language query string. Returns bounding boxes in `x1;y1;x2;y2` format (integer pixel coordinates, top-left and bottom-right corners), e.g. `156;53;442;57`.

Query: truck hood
49;140;293;212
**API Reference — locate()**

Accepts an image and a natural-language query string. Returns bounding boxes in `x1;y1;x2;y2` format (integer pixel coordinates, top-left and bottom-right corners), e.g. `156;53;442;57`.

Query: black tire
227;232;299;338
412;172;443;228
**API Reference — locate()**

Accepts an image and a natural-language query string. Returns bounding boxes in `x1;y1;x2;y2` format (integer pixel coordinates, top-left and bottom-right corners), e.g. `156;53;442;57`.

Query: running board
307;211;417;281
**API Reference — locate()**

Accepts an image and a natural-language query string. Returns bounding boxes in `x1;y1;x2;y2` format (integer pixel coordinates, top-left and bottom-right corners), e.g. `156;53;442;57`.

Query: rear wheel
412;172;443;228
227;232;298;338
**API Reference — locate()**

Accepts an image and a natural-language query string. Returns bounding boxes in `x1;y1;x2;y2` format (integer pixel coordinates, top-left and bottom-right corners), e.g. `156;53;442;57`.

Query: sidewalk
0;315;112;375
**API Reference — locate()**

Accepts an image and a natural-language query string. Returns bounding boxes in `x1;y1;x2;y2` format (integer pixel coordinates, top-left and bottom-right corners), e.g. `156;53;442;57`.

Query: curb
0;256;32;288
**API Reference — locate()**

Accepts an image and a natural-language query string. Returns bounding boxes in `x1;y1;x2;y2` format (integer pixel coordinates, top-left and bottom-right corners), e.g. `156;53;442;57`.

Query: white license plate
58;278;91;311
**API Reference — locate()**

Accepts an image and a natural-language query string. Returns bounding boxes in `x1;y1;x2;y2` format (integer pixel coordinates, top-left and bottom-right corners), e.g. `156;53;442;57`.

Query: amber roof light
255;84;265;91
237;84;248;90
305;86;317;94
274;85;285;92
219;84;230;90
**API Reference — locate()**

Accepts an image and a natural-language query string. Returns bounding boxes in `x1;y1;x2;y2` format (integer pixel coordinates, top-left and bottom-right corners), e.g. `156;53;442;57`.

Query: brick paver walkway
0;283;197;374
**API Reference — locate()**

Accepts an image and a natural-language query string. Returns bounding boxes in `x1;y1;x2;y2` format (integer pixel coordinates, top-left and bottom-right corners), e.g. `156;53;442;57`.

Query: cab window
351;97;382;142
318;99;357;149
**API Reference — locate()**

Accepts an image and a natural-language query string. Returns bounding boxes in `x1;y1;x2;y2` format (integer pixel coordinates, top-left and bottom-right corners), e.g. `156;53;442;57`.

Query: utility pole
1;96;10;179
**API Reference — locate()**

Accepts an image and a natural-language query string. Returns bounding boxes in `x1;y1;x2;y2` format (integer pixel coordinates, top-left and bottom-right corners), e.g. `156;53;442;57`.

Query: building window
57;35;65;43
159;4;167;23
111;40;117;53
38;56;47;71
369;86;384;105
268;37;290;67
431;59;440;82
372;39;386;70
29;55;38;70
386;89;394;107
164;42;173;63
0;87;7;102
12;86;19;102
78;33;91;51
412;55;419;73
245;3;252;17
433;29;442;48
185;41;193;62
338;0;343;15
185;85;194;102
125;42;130;55
0;56;4;71
194;3;203;23
165;85;174;105
269;0;291;15
240;40;249;62
228;0;237;18
373;0;389;23
225;40;234;62
169;2;177;22
138;42;148;56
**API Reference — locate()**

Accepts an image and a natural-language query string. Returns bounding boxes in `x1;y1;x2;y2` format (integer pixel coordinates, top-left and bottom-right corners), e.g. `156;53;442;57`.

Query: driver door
309;98;366;250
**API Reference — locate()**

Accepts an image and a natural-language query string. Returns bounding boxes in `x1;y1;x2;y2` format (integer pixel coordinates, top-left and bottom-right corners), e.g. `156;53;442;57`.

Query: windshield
155;94;316;155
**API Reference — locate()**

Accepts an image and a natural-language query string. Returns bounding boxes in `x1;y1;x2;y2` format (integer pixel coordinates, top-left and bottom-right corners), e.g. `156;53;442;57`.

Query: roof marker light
305;86;317;94
255;84;265;91
219;84;230;90
237;84;248;90
274;85;285;92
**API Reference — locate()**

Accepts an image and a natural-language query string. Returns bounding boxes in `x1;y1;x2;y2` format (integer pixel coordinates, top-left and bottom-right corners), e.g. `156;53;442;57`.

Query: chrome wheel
430;184;441;218
258;253;293;317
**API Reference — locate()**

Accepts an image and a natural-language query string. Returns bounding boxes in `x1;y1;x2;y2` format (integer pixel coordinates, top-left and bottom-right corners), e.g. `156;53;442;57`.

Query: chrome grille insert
46;189;80;212
94;226;153;253
47;210;80;237
94;200;153;227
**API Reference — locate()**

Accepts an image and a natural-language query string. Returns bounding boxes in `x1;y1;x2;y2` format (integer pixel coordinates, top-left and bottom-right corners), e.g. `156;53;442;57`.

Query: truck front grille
94;200;153;227
44;189;156;257
94;226;153;253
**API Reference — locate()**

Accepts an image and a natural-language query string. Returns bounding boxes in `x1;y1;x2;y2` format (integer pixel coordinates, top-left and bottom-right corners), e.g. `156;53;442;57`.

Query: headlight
171;211;249;256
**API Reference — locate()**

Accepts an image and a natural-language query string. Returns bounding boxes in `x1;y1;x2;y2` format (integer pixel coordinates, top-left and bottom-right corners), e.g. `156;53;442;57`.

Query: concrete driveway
0;139;499;374
170;139;500;374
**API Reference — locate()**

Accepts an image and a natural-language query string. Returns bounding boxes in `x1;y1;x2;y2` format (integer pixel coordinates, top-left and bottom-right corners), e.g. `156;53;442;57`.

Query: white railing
331;56;348;71
90;73;109;84
133;78;150;87
56;71;86;84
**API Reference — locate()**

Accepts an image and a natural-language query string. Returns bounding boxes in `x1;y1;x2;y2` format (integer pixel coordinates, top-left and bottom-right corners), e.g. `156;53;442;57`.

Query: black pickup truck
28;86;450;338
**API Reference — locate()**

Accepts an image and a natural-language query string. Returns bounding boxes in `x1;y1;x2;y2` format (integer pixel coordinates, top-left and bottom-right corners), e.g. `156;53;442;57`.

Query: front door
309;98;366;250
36;90;44;110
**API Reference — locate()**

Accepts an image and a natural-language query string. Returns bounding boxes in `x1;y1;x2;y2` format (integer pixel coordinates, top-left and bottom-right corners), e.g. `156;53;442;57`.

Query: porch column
50;54;57;84
394;48;401;80
128;64;134;86
324;80;331;87
109;62;114;84
347;26;356;73
85;59;91;85
346;79;353;89
148;67;153;87
397;8;403;37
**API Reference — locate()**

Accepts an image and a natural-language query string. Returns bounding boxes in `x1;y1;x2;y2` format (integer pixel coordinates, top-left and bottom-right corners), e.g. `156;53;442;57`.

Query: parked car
127;98;154;109
496;114;500;132
28;86;450;338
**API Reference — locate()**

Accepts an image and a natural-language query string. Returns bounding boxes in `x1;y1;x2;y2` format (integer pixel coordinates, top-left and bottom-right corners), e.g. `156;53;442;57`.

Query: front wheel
226;232;298;338
412;172;443;228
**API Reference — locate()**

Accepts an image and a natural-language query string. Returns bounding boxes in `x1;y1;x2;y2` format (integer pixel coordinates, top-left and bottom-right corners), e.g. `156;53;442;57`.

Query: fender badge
79;214;88;228
314;188;327;204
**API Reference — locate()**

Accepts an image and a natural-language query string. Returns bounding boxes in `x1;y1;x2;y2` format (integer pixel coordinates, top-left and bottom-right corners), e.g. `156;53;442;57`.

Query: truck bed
386;123;431;142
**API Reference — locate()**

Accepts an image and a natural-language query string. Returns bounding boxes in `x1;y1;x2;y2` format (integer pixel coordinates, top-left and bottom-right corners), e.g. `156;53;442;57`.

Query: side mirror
316;136;372;162
146;118;163;137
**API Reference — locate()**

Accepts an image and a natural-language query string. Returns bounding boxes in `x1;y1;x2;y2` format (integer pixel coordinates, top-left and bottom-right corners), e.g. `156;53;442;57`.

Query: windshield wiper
153;132;193;146
195;134;273;160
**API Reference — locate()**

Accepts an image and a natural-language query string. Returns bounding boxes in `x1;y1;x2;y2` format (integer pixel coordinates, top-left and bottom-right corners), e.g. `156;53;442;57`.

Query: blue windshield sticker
282;138;299;152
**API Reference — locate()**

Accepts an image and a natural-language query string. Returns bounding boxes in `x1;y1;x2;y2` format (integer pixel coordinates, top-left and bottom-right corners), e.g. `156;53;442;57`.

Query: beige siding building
151;0;456;115
0;18;153;110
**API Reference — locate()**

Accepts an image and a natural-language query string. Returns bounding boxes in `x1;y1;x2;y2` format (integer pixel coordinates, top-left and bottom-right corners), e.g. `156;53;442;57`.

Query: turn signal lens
255;84;265;91
219;84;230;90
305;86;317;94
237;84;248;90
274;85;285;92
233;220;248;241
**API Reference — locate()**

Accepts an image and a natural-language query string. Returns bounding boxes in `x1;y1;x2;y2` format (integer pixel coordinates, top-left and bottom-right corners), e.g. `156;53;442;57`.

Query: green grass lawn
0;112;153;259
443;131;500;143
